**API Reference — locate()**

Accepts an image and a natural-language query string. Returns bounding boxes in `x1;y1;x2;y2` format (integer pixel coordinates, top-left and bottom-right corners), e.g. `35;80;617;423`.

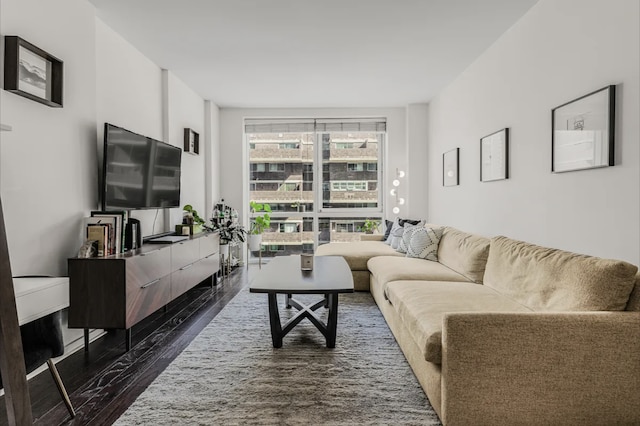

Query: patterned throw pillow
390;225;405;250
385;218;402;245
406;226;444;261
398;222;422;253
382;219;394;242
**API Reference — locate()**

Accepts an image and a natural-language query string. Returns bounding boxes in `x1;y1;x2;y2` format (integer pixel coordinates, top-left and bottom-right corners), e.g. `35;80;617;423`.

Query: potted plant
218;220;246;257
360;218;380;234
178;204;207;235
248;201;271;251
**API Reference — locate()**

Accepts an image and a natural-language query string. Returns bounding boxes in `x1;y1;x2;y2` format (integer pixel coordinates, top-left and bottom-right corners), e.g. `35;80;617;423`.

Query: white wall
96;19;214;238
407;103;429;217
166;72;207;227
219;107;409;222
205;101;221;216
0;0;97;276
427;0;640;264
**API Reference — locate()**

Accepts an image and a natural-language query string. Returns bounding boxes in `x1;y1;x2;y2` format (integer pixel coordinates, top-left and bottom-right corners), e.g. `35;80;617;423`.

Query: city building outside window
246;118;385;261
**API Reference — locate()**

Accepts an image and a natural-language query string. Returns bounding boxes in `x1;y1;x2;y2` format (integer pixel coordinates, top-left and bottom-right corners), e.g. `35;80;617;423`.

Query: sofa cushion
406;226;444;261
367;256;470;290
385;280;532;364
315;241;403;271
437;227;490;283
626;272;640;312
484;236;638;311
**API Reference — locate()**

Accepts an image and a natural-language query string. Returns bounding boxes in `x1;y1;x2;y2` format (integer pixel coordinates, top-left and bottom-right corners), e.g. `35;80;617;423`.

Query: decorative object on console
480;128;509;182
178;204;207;235
183;128;200;155
389;168;405;215
552;85;615;173
3;36;63;107
443;148;460;186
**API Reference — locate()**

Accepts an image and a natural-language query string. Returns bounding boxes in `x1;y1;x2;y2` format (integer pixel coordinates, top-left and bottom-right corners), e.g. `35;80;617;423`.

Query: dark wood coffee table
249;255;354;348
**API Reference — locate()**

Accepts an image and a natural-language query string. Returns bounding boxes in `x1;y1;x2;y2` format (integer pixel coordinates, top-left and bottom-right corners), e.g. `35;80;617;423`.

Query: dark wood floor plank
0;268;248;426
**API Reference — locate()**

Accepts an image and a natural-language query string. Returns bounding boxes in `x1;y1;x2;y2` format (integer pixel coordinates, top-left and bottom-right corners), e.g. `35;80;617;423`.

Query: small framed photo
552;85;615;173
443;148;460;187
183;128;200;155
3;36;63;107
480;128;509;182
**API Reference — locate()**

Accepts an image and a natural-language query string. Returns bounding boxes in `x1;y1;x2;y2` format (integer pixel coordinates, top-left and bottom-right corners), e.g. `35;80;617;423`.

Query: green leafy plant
249;201;271;235
219;220;246;245
183;204;205;226
360;218;380;234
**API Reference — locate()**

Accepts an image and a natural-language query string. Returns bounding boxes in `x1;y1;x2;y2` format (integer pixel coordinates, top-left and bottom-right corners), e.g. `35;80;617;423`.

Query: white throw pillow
398;222;422;253
406;226;444;261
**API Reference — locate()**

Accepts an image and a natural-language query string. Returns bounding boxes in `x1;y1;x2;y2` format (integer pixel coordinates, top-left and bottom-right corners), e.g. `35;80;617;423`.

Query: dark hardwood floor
0;267;248;426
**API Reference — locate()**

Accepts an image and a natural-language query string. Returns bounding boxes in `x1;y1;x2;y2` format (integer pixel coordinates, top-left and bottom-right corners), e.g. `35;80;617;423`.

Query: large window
246;118;385;259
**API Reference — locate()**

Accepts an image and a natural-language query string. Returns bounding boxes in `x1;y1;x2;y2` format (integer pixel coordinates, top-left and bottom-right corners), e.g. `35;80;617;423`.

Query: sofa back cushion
437;227;490;283
625;272;640;311
484;236;638;311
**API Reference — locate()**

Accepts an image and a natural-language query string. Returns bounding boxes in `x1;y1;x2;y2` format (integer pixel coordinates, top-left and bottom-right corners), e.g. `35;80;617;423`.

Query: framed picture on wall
3;36;63;107
443;148;460;187
551;85;615;173
480;128;509;182
183;128;200;155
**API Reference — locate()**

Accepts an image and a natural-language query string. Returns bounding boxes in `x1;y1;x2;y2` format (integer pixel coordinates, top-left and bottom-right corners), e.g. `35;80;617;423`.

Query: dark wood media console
68;232;220;351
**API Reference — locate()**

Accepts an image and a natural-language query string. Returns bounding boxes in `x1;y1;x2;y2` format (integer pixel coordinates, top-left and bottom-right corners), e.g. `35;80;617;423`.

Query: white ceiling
88;0;538;108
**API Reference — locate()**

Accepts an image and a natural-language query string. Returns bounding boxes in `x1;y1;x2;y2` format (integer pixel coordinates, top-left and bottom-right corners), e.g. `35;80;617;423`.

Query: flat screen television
102;123;182;210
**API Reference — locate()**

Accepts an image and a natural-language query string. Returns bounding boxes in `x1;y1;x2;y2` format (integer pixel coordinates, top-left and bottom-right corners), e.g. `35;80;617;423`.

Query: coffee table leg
326;293;339;348
268;293;283;348
285;293;292;309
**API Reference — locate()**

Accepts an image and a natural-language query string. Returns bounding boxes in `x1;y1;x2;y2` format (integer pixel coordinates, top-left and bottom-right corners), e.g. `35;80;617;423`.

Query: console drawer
126;247;171;284
171;239;200;270
125;274;171;328
200;233;220;258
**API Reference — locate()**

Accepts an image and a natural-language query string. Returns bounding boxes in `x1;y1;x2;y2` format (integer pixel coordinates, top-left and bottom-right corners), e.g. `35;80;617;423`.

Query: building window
269;163;285;172
347;163;364;171
279;223;298;233
334;142;353;149
279;183;298;192
331;181;367;191
280;143;299;149
367;163;377;171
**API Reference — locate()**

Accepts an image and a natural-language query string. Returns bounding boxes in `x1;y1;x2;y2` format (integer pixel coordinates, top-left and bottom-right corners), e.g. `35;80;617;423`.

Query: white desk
13;277;69;326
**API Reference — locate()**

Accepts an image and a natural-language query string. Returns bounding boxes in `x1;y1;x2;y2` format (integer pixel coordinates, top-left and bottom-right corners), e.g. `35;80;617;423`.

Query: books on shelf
83;211;128;256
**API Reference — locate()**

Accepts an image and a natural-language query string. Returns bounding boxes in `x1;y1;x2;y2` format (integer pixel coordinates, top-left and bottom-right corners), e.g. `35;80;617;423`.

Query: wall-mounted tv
102;123;182;210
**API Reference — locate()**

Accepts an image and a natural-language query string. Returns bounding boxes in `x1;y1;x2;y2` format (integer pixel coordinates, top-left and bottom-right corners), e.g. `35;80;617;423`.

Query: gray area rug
115;289;441;425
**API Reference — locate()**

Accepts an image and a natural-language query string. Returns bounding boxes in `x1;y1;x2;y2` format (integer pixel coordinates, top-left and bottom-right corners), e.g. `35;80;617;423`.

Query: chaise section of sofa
315;238;402;290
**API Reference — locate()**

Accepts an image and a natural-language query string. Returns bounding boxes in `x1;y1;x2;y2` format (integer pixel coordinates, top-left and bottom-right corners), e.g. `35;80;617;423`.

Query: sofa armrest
360;234;384;241
441;312;640;426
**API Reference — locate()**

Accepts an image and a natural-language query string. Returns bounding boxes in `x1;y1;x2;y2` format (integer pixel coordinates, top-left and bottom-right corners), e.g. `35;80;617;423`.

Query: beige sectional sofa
316;226;640;425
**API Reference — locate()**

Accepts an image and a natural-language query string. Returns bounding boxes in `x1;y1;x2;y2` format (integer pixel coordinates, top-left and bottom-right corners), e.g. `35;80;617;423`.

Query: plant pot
220;243;230;257
248;234;262;251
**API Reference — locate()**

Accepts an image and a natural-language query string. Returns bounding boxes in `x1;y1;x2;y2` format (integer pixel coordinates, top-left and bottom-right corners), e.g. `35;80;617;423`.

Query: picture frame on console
3;36;63;107
480;128;509;182
551;85;615;173
443;148;460;187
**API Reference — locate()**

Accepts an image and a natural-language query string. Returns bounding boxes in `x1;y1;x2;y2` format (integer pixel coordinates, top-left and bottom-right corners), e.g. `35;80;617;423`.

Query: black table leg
84;328;89;352
285;293;292;309
268;293;283;348
326;293;339;348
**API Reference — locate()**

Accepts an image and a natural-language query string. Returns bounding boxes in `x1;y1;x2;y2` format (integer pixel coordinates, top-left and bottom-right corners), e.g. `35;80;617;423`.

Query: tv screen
102;123;182;210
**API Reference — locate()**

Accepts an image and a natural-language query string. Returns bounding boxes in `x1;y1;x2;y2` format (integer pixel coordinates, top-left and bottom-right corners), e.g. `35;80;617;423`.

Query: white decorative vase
220;243;230;257
248;234;262;251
